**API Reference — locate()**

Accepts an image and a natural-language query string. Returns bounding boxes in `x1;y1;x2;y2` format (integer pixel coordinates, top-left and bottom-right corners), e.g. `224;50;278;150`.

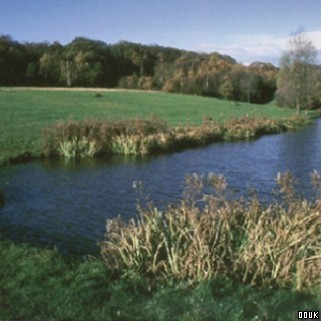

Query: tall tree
276;31;317;114
0;35;28;85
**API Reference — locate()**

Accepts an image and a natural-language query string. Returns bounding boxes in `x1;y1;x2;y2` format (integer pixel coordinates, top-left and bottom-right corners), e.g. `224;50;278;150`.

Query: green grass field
0;87;298;165
1;239;320;321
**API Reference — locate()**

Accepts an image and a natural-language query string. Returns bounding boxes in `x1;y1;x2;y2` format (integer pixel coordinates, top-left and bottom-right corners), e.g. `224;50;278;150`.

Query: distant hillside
0;35;278;103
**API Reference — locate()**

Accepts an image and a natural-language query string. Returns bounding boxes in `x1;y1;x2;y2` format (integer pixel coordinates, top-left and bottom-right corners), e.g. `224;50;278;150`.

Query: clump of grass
222;115;311;140
111;135;152;155
101;173;246;282
42;116;169;158
42;115;311;159
168;117;224;150
235;171;321;291
58;137;100;158
281;114;313;129
223;116;284;140
101;171;321;292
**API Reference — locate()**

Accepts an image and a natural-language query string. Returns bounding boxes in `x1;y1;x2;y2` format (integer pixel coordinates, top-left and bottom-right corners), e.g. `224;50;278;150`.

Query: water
1;119;321;256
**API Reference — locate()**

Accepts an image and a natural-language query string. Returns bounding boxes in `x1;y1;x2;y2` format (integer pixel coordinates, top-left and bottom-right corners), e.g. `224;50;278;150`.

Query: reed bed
223;116;286;139
42;115;310;159
101;171;321;292
42;116;169;158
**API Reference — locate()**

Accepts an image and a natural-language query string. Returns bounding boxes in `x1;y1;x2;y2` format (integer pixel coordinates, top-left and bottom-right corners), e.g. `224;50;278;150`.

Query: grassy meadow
2;238;320;321
1;88;321;320
1;238;321;321
0;87;309;165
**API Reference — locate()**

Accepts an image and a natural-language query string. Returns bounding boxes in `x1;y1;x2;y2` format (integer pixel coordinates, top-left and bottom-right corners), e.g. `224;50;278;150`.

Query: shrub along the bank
101;171;321;292
42;115;311;159
42;116;169;158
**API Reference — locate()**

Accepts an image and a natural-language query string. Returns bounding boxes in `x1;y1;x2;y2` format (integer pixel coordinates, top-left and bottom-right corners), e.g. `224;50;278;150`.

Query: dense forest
0;34;320;106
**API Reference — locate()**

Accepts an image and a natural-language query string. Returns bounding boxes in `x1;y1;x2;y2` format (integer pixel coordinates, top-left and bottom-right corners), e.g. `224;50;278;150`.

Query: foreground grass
2;172;321;320
1;239;320;321
0;87;306;165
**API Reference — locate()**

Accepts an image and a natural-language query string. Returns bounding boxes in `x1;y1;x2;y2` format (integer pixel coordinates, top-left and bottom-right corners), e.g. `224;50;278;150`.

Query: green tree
0;35;28;85
276;31;317;114
219;76;233;100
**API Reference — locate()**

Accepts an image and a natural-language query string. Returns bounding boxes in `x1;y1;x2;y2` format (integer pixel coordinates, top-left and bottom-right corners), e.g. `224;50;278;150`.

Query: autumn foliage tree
0;34;282;104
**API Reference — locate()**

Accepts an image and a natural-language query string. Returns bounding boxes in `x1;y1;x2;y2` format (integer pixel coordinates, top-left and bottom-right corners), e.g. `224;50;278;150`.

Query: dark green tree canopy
2;34;318;105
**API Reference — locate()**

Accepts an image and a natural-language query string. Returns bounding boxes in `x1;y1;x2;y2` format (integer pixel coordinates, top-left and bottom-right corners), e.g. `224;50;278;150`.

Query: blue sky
1;0;321;65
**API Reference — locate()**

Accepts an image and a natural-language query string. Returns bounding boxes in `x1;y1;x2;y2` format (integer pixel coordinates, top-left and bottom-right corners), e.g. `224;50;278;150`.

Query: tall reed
42;115;310;159
42;116;169;158
101;171;321;292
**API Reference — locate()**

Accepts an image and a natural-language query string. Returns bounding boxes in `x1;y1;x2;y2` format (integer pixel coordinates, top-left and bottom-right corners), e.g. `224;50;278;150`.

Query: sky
1;0;321;65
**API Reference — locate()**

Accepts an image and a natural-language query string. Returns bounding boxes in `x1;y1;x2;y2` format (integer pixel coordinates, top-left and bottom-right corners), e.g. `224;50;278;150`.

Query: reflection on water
0;119;321;256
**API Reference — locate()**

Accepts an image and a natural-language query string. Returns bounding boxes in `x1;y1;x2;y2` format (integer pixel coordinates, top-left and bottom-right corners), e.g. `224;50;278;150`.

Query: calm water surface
1;119;321;255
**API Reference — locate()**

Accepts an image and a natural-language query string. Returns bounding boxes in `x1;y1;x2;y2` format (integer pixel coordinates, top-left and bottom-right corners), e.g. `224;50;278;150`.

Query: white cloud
197;30;321;65
307;30;321;49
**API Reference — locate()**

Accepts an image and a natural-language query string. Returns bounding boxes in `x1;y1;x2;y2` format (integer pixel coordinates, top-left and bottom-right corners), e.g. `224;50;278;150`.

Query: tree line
0;34;320;107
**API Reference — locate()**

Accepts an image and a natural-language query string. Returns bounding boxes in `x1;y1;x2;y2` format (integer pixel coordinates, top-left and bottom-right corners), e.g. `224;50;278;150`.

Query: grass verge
1;239;321;321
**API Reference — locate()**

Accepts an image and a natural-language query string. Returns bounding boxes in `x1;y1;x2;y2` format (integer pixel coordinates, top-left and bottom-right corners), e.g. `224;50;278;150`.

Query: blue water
1;119;321;256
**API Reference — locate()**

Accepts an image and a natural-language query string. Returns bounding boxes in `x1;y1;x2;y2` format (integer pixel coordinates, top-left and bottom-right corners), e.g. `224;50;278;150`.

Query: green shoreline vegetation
1;237;320;321
1;88;321;320
42;115;311;159
0;88;316;165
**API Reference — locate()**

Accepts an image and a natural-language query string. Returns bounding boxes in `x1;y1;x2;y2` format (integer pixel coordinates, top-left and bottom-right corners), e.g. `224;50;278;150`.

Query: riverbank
0;88;316;166
2;239;320;321
41;114;312;159
2;171;321;320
